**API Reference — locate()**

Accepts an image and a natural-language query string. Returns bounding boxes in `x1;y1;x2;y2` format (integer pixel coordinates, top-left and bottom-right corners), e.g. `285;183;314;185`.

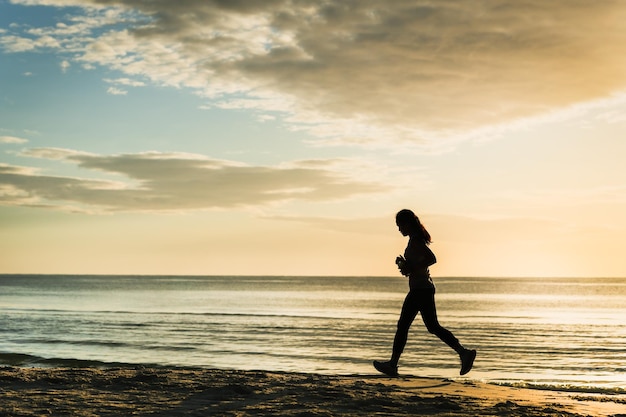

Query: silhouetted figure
374;209;476;377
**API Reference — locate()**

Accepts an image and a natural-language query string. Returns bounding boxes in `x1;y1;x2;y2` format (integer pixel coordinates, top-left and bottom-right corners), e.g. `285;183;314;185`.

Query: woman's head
396;209;431;243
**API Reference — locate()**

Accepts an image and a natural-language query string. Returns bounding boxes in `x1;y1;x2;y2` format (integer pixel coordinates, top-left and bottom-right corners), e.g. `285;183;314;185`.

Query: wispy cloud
263;212;581;243
103;77;144;95
60;59;70;72
500;185;626;207
104;78;145;87
0;136;29;144
3;1;626;149
106;86;127;95
0;148;384;212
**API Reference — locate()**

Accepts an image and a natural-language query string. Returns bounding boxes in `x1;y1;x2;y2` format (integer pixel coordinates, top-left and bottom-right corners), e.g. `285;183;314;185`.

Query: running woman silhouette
374;209;476;377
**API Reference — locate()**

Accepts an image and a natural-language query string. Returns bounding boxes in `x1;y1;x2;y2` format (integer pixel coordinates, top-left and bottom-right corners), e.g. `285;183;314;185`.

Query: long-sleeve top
404;236;436;291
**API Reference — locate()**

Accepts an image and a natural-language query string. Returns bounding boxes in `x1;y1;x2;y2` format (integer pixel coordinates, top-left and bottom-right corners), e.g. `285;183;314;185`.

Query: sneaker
373;360;398;377
460;349;476;375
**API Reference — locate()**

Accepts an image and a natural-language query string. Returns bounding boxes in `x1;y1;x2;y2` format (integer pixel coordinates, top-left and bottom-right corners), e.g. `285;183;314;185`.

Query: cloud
60;59;70;72
263;212;578;244
103;77;145;95
106;86;127;95
104;77;145;87
4;1;626;149
266;215;393;236
0;136;29;144
0;148;385;212
501;185;626;207
0;34;38;52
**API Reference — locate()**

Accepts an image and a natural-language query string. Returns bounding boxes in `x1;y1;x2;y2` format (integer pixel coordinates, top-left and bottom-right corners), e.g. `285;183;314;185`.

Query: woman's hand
395;255;411;276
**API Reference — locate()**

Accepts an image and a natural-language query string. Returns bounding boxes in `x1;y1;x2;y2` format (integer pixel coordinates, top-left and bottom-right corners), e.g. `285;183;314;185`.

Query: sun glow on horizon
1;1;626;277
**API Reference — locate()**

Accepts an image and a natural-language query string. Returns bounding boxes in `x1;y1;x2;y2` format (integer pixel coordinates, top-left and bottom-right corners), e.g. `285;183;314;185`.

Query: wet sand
0;367;624;416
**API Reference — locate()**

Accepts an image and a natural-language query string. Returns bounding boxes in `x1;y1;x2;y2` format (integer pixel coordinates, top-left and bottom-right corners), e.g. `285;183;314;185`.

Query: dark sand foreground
0;367;625;417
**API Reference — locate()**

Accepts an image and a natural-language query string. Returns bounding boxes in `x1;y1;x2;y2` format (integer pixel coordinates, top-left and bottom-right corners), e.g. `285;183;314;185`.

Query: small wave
0;353;40;366
0;352;163;369
2;307;356;321
7;337;200;353
493;381;626;395
22;338;130;348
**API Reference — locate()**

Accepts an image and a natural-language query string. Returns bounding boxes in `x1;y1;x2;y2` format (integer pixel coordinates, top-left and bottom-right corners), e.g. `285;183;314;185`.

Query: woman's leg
418;290;463;353
391;292;420;365
420;290;477;375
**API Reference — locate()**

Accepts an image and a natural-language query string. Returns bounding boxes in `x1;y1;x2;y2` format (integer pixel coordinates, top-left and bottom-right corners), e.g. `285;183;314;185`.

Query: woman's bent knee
425;323;444;335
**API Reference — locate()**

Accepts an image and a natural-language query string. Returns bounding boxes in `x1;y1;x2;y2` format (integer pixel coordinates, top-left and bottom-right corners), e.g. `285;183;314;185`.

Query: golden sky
1;0;625;277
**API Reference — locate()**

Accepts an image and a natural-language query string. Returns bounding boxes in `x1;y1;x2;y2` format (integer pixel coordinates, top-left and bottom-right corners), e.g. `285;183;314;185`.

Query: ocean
0;275;624;393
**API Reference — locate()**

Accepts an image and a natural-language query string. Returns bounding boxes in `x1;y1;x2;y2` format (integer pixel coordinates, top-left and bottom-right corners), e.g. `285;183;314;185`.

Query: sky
1;0;625;277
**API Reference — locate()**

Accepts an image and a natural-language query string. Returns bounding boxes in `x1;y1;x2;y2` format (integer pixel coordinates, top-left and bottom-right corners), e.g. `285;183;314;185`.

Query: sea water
0;275;624;392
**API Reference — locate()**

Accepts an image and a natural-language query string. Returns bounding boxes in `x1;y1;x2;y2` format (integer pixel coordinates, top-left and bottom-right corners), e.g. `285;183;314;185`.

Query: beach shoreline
1;367;624;416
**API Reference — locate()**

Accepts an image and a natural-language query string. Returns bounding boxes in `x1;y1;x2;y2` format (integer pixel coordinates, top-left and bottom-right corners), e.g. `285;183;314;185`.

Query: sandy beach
0;367;624;417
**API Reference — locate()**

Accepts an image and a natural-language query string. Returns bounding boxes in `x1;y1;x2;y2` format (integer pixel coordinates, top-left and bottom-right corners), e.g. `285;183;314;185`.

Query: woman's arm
420;244;437;267
402;239;436;274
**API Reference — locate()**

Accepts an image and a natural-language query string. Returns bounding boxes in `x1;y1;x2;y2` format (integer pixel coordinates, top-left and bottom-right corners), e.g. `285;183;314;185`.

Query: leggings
392;289;462;360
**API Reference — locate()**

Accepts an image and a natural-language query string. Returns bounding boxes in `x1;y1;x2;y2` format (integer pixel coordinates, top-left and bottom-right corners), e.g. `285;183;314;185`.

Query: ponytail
420;222;432;245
